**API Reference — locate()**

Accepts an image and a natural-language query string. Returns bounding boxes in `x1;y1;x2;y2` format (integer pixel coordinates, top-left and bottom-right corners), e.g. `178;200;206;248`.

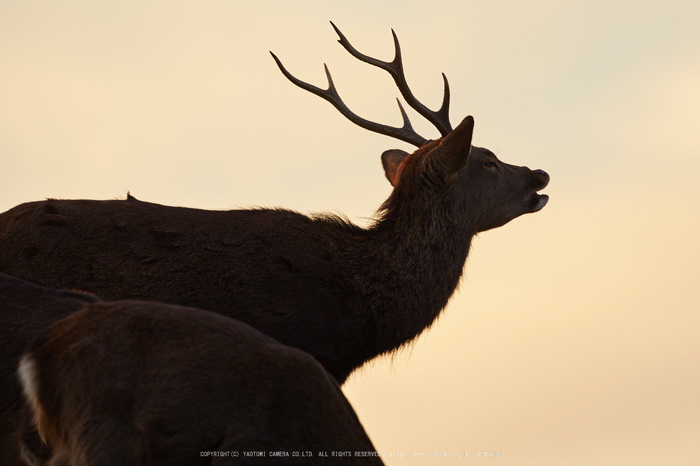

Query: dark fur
0;117;548;386
18;288;380;465
0;274;98;466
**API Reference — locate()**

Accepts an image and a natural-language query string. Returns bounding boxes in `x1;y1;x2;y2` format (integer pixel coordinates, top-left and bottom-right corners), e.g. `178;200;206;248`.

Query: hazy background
1;1;698;464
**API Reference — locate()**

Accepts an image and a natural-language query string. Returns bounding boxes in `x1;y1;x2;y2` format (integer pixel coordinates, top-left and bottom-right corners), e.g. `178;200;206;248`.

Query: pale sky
1;1;699;465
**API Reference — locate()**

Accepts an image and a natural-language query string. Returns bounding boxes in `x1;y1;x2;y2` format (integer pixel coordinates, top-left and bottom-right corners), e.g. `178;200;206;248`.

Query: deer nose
531;169;549;189
534;169;549;184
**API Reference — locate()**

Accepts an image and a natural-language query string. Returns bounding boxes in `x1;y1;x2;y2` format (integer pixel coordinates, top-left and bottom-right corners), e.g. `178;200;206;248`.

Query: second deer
2;274;380;466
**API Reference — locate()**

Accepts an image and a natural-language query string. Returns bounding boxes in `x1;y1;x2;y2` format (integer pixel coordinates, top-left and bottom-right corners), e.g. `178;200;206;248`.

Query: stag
1;275;379;466
0;22;549;387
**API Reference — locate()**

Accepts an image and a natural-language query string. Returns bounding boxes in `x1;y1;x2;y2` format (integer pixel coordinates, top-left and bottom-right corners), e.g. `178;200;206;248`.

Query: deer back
19;299;381;465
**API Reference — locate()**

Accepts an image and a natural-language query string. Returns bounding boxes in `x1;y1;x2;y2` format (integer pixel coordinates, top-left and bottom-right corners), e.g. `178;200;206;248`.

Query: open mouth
528;193;549;212
527;169;549;213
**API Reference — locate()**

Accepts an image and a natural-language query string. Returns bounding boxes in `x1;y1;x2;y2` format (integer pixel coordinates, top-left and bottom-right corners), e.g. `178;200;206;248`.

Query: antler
270;53;428;147
271;22;454;147
330;22;452;137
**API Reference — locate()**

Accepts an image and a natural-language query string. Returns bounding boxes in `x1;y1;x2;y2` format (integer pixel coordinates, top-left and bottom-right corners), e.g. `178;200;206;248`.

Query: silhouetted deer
1;275;380;466
0;23;549;386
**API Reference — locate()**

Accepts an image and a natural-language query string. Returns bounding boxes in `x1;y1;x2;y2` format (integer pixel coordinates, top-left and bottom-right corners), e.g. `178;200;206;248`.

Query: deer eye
484;161;497;168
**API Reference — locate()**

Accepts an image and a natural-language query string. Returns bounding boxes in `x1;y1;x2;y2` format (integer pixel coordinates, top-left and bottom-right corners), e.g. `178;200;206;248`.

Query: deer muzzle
528;169;550;213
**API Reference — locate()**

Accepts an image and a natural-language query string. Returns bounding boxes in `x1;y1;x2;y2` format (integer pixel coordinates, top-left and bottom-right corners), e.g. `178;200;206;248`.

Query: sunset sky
1;1;699;464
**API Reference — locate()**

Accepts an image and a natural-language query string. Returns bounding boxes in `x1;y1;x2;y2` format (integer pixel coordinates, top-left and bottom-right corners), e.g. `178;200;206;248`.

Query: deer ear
425;116;474;185
381;149;409;187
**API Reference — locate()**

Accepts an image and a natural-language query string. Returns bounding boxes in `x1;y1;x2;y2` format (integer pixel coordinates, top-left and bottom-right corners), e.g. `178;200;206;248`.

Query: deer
0;22;549;386
2;274;381;466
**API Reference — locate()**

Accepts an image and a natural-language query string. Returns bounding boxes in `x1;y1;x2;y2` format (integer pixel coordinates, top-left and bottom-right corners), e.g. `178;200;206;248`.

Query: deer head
271;22;548;234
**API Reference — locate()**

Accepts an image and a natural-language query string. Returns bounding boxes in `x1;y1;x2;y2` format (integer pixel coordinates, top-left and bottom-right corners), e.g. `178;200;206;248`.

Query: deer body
0;183;463;385
0;121;548;385
3;275;380;466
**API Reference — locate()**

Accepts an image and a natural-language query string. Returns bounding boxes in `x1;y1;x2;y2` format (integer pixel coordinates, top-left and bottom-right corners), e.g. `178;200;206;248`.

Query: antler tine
270;51;428;147
331;21;453;137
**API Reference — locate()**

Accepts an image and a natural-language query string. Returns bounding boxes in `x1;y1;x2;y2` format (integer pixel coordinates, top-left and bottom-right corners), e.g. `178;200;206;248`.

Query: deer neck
352;199;475;349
